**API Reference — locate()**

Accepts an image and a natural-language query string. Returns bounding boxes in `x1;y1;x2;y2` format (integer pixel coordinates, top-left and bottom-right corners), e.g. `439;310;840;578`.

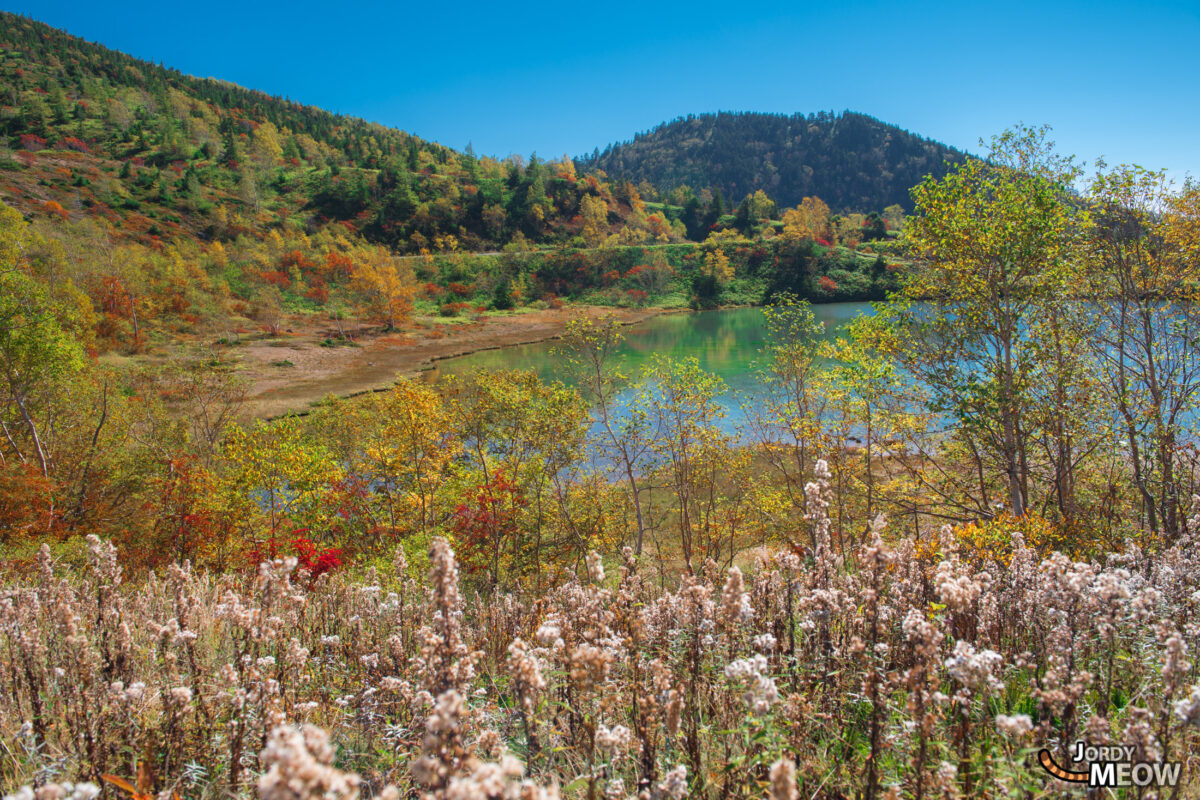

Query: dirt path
237;306;672;419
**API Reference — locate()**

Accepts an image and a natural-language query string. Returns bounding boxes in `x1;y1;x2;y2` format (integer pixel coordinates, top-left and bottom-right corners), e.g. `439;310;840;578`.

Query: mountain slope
578;111;969;212
0;11;665;253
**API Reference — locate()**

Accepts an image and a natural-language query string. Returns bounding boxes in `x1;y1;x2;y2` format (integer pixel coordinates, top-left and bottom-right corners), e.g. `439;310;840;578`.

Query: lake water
424;303;876;431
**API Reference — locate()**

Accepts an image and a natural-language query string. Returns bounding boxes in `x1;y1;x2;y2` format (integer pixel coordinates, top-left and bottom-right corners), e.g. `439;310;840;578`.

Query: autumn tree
580;194;609;248
1086;166;1200;543
558;313;654;554
352;255;415;330
0;203;86;478
321;380;460;543
636;356;728;572
441;370;588;588
899;124;1084;518
781;196;832;243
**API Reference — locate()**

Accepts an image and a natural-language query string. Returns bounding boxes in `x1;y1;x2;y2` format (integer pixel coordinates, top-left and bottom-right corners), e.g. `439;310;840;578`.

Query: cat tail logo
1038;744;1183;789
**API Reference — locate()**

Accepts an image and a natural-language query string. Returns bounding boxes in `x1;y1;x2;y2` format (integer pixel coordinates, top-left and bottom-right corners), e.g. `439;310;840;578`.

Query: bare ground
235;306;672;419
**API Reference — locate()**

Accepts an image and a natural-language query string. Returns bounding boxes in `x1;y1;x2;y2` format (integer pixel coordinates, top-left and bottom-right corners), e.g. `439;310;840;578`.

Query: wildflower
724;654;779;714
4;785;100;800
720;566;754;626
753;633;777;653
595;724;632;759
1173;685;1200;726
768;758;797;800
994;714;1033;737
258;724;360;800
586;551;605;583
657;766;687;800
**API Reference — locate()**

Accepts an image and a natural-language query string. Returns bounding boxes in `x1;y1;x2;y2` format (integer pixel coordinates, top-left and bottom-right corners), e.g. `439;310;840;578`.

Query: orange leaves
41;200;69;221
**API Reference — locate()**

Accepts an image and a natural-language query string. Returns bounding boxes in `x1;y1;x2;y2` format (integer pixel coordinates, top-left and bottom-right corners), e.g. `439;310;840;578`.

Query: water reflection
424;303;876;434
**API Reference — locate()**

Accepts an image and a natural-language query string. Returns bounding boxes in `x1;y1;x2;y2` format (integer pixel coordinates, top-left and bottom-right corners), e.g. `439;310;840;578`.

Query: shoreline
240;305;682;420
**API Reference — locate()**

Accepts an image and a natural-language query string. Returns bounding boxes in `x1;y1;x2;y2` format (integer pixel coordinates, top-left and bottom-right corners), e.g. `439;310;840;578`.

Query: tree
636;356;728;571
353;255;414;330
0;203;86;478
441;370;588;588
1086;166;1200;543
882;204;906;232
580;194;609;248
899;125;1084;518
558;313;654;554
321;381;460;545
781;196;832;243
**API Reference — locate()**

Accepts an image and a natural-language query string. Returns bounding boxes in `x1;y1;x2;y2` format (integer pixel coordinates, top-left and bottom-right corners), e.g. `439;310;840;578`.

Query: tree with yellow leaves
320;381;460;543
781;196;833;243
580;194;609;248
899;124;1085;518
352;255;414;330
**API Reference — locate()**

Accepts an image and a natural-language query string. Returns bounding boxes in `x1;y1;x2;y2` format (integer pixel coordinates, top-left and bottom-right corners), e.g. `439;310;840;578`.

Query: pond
423;303;877;432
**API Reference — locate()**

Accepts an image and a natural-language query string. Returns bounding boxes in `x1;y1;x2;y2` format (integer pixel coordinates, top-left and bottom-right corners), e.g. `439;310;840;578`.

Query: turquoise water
423;303;877;430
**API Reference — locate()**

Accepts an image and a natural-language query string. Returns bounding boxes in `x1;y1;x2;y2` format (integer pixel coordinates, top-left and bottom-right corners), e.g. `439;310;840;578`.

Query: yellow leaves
580;194;609;248
702;248;733;283
353;380;459;479
220;416;340;527
781;196;832;243
351;254;415;329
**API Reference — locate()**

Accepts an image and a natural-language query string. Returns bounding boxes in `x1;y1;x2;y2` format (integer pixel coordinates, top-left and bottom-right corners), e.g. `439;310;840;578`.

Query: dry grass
3;464;1199;799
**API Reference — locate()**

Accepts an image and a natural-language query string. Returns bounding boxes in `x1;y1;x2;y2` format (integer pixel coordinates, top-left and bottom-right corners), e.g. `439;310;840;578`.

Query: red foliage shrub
449;470;525;577
817;239;832;247
260;270;292;289
324;252;354;280
57;137;90;153
448;282;472;297
424;282;444;298
19;134;46;151
280;250;318;272
440;301;473;317
42;200;69;221
292;534;344;585
818;275;839;293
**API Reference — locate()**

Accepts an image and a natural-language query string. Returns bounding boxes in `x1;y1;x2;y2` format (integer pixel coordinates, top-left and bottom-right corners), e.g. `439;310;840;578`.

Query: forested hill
0;12;668;253
578;111;969;212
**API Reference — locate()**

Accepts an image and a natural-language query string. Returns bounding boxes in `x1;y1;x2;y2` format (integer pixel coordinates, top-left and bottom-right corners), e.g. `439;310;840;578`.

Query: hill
0;11;676;254
577;110;969;212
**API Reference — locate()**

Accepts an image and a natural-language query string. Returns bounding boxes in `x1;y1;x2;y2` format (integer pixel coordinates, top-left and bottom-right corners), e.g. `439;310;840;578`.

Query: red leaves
817;275;839;293
58;137;90;153
259;270;291;289
248;529;346;587
280;250;318;271
450;470;525;577
292;533;344;584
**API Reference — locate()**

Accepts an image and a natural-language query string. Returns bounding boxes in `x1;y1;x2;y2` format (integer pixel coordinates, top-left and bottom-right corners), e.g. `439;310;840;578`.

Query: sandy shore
237;306;674;419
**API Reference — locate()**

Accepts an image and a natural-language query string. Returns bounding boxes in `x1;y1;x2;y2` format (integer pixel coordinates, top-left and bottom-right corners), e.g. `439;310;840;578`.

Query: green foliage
579;111;968;213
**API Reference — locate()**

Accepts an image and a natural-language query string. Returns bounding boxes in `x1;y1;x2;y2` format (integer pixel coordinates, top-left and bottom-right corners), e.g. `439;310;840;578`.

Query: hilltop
578;110;968;212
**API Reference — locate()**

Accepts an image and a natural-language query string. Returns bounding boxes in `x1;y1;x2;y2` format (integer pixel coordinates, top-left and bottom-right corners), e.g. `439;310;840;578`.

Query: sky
7;0;1200;181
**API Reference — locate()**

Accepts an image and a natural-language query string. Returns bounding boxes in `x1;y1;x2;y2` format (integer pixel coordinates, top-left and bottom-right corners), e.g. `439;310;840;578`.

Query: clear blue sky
8;0;1199;180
